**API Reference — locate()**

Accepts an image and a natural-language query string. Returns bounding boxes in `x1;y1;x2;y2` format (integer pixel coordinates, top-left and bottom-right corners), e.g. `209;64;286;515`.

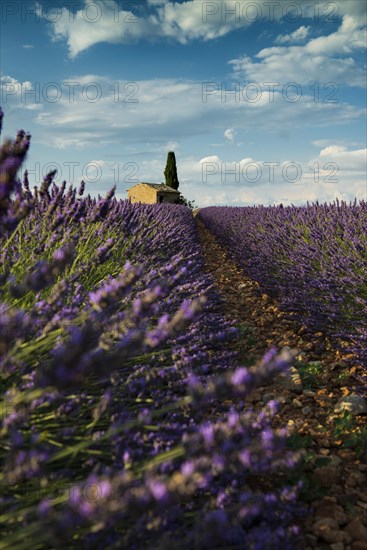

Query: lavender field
198;205;367;376
0;111;306;548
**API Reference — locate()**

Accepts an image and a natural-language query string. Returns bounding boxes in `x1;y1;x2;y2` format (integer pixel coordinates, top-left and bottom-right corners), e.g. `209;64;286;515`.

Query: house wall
128;185;157;204
128;184;180;204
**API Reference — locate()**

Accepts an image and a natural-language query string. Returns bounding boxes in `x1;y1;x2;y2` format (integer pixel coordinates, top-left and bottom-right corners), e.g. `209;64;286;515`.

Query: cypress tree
164;151;179;190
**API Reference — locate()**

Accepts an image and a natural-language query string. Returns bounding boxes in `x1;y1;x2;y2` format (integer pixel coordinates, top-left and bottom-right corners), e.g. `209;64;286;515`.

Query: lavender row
198;204;367;371
0;109;303;548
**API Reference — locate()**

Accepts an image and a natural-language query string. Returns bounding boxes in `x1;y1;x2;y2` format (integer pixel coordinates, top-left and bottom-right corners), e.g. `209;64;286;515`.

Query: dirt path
196;217;367;550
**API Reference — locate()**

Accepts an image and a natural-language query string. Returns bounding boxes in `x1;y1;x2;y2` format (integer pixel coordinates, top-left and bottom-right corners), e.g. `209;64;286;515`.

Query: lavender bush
0;109;303;548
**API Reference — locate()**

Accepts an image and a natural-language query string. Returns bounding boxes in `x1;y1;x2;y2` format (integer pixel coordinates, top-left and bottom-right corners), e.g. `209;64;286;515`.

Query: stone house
127;182;180;204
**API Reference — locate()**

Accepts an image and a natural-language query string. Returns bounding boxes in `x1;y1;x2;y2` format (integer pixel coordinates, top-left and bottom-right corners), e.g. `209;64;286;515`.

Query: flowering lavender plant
0;110;303;548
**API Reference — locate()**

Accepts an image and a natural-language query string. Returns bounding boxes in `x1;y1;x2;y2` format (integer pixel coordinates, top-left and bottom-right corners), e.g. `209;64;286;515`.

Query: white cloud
320;145;347;156
52;136;96;149
37;0;367;58
22;44;35;49
275;25;309;44
0;76;43;111
224;128;235;142
230;15;367;87
199;155;222;165
23;104;43;111
319;145;367;169
36;0;146;59
305;15;367;55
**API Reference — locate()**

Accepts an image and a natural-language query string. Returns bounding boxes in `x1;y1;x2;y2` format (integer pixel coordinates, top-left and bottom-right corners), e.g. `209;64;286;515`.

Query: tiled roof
128;182;180;193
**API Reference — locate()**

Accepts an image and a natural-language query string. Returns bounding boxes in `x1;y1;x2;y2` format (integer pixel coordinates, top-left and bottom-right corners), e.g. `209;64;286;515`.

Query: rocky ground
196;217;367;550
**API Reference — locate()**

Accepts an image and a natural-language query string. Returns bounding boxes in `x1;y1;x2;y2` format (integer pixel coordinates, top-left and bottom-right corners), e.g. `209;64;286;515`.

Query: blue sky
1;0;366;206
